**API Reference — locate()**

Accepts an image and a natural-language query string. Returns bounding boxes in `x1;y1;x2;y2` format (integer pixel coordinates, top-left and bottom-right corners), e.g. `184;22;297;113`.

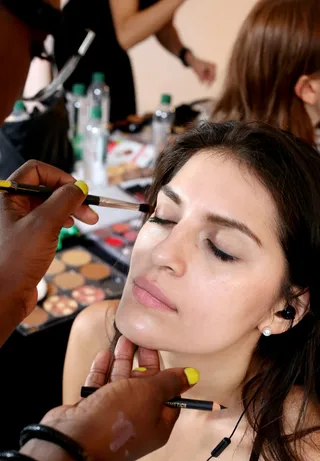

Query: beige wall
25;0;257;112
130;0;256;113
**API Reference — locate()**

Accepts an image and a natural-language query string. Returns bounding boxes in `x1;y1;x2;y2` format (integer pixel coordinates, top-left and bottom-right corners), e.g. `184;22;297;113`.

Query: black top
54;0;159;122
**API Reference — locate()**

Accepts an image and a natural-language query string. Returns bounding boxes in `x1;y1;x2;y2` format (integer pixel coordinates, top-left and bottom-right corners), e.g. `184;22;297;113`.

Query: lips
133;276;177;312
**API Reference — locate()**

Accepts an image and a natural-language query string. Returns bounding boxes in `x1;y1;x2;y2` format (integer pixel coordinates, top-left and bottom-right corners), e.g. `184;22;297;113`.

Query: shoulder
63;300;120;404
70;299;120;348
283;386;320;460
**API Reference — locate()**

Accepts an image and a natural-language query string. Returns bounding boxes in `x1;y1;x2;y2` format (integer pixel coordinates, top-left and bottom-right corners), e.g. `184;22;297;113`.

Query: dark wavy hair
138;121;320;460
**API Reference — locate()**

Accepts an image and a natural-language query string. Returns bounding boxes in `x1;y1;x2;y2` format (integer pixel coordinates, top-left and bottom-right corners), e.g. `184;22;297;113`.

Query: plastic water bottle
152;94;174;157
6;100;29;122
68;83;87;175
87;72;110;128
84;106;109;187
68;83;87;142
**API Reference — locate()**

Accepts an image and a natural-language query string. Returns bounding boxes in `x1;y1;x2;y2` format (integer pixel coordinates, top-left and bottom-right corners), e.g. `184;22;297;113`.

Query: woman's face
116;152;287;354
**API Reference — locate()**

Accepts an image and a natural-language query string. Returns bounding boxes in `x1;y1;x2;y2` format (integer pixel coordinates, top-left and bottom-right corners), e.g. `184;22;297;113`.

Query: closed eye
148;215;176;226
207;240;236;262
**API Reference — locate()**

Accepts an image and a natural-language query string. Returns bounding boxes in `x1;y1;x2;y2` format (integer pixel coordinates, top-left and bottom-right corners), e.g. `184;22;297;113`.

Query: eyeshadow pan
124;231;138;243
47;282;58;297
72;285;105;304
53;272;85;290
80;263;111;280
112;223;130;234
61;249;92;266
43;295;78;317
130;218;143;230
20;306;49;328
46;258;65;275
105;237;124;248
104;277;125;296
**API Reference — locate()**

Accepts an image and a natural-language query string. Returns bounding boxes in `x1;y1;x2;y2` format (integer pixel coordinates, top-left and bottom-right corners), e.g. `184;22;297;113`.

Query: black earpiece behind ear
281;305;296;320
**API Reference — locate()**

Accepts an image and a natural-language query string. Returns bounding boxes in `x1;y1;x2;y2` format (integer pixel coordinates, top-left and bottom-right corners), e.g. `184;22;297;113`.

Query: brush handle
4;185;100;206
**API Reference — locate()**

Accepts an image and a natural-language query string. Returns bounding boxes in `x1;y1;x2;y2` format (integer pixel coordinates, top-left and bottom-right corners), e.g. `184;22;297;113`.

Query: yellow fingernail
74;180;88;196
184;368;200;385
0;180;12;189
132;367;147;373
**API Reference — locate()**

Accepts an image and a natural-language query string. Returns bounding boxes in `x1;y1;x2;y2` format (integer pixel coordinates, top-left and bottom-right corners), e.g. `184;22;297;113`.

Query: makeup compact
18;246;126;336
90;217;143;268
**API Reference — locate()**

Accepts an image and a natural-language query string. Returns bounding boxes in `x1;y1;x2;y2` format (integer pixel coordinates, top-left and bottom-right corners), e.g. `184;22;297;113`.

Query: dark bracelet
179;47;191;67
0;450;35;460
20;424;90;461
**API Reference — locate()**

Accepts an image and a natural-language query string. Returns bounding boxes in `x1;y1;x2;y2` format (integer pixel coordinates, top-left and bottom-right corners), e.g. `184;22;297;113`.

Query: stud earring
262;327;272;337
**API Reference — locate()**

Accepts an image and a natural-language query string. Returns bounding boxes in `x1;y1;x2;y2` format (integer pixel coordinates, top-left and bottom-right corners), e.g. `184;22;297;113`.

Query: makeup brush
0;180;153;214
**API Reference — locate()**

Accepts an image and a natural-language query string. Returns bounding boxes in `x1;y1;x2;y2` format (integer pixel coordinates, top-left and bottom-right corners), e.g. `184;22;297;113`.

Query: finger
137;347;160;372
84;350;112;388
28;180;97;235
7;160;75;189
151;367;200;403
110;336;135;382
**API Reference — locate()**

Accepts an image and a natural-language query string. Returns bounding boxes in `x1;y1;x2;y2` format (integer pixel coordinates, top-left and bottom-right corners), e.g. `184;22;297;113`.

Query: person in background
211;0;320;151
54;0;216;122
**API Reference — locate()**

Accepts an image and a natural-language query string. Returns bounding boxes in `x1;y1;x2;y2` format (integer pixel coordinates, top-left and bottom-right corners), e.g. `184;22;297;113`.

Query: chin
115;307;168;350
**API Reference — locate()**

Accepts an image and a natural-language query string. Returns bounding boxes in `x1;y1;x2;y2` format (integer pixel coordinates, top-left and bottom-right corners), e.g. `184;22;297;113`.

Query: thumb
151;367;200;429
30;180;89;234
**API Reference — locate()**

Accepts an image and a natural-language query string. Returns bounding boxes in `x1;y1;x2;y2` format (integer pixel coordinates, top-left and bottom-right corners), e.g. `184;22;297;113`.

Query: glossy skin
64;152;316;460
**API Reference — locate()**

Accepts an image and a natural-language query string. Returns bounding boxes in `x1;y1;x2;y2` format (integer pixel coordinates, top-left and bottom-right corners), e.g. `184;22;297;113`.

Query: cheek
130;223;165;265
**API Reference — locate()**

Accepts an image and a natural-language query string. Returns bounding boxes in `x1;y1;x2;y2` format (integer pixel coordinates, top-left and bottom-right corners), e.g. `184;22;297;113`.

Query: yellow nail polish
74;180;88;196
132;367;147;373
184;368;200;385
0;180;12;189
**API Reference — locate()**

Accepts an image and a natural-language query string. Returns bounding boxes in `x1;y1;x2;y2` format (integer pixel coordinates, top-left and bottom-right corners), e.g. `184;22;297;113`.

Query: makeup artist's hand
22;337;199;461
0;160;98;345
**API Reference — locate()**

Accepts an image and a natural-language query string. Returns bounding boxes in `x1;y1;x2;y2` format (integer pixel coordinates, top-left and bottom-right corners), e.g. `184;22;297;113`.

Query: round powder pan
80;263;111;281
104;236;124;248
53;272;85;290
43;296;78;317
61;249;92;267
46;258;66;276
123;230;138;244
111;223;130;235
20;306;49;329
72;286;106;305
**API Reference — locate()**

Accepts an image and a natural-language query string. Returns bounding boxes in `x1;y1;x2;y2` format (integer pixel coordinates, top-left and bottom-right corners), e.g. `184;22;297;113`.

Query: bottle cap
13;100;26;112
161;94;172;105
72;83;86;96
92;72;105;83
90;106;102;119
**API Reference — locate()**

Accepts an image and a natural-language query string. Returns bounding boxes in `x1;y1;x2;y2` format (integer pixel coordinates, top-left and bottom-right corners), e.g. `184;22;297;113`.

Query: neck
159;332;260;412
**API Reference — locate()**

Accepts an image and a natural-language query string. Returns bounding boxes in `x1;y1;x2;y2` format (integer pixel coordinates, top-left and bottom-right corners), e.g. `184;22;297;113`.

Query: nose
151;224;188;276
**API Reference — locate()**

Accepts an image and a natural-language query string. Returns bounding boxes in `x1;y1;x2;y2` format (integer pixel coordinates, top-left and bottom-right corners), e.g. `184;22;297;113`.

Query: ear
295;75;318;106
259;289;310;336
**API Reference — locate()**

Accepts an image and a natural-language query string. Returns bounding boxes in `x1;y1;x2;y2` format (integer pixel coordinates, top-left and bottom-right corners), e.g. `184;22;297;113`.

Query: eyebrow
161;185;262;247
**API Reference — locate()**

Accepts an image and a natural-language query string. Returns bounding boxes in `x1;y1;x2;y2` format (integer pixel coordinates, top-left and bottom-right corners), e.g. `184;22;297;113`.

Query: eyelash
148;216;236;262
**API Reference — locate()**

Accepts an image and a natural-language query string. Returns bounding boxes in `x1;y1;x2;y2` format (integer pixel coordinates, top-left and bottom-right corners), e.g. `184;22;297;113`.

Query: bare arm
110;0;185;50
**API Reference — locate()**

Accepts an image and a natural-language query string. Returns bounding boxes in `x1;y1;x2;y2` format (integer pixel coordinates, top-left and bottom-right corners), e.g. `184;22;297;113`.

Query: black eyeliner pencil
0;180;153;214
80;386;227;412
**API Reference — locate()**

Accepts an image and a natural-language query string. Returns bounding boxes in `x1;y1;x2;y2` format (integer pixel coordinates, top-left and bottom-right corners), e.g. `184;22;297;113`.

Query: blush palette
91;217;143;268
18;246;126;336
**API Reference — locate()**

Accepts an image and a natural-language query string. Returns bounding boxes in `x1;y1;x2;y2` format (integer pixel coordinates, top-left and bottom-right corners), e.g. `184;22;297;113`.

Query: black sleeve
139;0;160;11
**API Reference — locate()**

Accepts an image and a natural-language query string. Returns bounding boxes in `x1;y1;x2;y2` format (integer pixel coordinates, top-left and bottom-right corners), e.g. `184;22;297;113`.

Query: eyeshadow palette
90;217;144;268
17;246;126;336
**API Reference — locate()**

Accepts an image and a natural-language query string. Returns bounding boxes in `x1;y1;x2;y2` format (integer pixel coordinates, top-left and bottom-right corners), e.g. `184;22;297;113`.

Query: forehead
165;151;281;243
